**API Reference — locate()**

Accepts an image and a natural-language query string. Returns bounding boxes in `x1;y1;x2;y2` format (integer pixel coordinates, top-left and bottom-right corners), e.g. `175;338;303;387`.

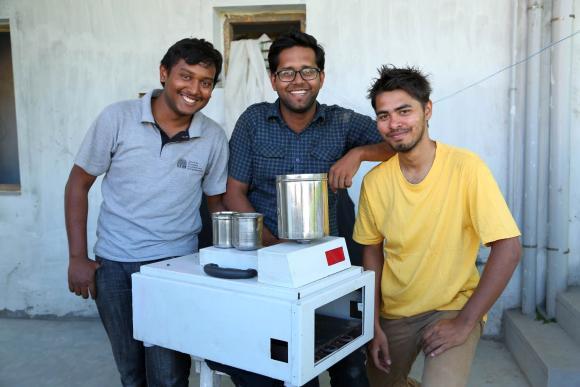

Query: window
0;21;20;192
220;9;305;74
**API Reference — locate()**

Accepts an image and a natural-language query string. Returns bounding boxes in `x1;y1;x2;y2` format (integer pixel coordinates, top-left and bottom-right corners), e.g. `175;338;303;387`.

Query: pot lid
276;173;328;182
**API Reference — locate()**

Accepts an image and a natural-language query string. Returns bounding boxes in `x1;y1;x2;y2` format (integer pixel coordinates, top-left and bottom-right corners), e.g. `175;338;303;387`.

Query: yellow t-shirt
353;142;520;319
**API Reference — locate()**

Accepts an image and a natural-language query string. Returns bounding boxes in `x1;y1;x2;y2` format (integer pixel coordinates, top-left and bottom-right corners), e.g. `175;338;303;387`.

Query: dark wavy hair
268;31;325;73
368;65;432;109
160;38;223;86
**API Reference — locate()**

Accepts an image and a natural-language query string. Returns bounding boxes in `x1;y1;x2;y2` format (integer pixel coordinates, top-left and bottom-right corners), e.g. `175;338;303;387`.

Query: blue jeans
95;256;191;387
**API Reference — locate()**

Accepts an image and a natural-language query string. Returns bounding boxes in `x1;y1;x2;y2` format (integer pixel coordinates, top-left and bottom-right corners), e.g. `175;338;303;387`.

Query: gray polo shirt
75;90;228;262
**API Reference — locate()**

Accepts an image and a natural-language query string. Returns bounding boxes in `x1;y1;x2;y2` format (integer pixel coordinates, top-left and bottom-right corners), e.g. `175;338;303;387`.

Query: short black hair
368;65;432;109
160;38;223;86
267;31;325;73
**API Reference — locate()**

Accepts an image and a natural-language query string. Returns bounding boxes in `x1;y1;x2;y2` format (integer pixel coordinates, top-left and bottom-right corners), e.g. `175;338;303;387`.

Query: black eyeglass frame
274;67;321;82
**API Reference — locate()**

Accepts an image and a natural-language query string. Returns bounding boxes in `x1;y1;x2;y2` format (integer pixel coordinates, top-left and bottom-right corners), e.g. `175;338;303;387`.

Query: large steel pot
232;212;263;251
276;173;329;242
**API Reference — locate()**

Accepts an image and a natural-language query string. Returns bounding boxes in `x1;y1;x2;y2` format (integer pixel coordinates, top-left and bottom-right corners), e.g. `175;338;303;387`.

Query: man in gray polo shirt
65;38;228;387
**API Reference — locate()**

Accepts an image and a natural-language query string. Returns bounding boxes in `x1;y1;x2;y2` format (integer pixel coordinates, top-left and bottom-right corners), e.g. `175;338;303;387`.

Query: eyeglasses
275;68;321;82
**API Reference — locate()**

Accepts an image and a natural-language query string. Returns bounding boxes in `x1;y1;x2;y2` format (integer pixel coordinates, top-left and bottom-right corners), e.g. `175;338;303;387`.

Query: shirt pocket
254;142;288;179
310;144;343;172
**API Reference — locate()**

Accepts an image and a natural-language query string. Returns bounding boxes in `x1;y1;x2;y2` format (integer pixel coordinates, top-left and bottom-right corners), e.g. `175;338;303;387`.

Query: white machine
132;237;374;387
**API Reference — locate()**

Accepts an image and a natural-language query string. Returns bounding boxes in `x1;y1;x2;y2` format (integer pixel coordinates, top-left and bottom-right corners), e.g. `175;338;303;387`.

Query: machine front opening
314;287;364;364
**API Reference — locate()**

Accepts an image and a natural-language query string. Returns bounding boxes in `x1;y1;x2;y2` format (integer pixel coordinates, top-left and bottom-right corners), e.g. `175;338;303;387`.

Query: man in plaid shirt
216;31;393;387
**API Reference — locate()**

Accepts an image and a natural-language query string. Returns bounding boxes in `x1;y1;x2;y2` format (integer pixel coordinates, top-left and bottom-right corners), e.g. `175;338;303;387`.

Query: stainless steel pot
211;211;237;248
232;212;263;251
276;173;329;242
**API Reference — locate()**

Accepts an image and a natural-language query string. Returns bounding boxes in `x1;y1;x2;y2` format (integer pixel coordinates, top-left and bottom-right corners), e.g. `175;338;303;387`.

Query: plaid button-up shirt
229;100;383;237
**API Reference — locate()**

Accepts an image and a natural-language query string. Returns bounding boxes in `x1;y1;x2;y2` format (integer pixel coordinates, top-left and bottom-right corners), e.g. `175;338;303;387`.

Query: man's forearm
223;176;256;213
457;237;521;327
206;194;226;213
224;177;279;245
65;182;90;261
353;142;394;162
224;193;279;245
223;190;257;213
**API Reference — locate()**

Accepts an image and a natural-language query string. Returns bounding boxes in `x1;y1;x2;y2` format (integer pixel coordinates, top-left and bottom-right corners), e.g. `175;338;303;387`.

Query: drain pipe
507;0;526;230
507;0;527;314
546;0;573;318
534;4;553;312
521;0;543;316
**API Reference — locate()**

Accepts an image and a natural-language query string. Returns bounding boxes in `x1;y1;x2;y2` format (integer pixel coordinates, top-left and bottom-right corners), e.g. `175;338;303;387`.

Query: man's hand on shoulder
328;148;362;192
369;326;392;373
420;316;475;358
68;257;100;299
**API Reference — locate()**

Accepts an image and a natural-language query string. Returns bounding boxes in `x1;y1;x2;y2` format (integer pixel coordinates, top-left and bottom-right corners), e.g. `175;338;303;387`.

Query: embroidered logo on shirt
177;158;203;173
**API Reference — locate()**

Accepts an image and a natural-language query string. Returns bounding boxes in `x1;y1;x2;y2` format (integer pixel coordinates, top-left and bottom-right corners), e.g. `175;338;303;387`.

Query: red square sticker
325;247;345;266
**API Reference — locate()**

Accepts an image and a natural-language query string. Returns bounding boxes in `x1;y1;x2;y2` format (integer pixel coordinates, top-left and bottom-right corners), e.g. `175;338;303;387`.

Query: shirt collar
140;89;159;124
140;89;204;138
267;99;327;124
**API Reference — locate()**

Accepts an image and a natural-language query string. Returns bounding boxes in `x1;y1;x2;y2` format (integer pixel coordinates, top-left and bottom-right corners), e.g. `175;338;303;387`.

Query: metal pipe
507;1;527;311
507;0;526;230
546;0;573;318
534;2;553;312
521;0;543;316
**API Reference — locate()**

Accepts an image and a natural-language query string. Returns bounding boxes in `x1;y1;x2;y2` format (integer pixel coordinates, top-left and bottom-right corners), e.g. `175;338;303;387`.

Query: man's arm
422;236;521;357
363;242;392;373
328;142;394;191
206;194;226;213
223;176;279;246
65;165;99;299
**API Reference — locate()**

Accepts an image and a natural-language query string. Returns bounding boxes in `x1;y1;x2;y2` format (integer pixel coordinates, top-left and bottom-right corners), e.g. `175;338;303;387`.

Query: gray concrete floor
0;318;529;387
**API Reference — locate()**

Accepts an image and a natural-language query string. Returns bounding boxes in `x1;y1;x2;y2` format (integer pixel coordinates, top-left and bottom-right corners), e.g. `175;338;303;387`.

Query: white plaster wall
308;0;518;336
0;0;213;316
309;0;513;190
568;0;580;286
1;0;577;337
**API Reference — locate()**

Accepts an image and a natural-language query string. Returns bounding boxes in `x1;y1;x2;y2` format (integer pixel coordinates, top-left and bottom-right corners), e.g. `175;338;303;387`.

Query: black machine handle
203;263;257;279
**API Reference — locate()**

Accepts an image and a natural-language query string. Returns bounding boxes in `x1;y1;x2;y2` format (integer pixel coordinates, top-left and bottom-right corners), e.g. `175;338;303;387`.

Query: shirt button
296;158;300;162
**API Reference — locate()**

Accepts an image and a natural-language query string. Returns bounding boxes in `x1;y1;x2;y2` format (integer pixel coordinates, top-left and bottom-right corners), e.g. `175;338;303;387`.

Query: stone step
556;286;580;345
504;309;580;387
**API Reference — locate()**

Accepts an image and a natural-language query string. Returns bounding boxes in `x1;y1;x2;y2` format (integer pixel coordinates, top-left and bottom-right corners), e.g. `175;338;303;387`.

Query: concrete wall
0;31;19;184
0;0;212;317
0;0;578;337
569;3;580;285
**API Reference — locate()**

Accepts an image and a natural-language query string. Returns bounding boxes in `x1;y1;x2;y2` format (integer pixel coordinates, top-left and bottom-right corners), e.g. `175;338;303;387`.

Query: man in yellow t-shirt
353;65;521;387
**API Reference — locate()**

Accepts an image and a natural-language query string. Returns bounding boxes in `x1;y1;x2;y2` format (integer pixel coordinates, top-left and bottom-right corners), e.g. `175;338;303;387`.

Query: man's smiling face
374;89;432;153
270;46;325;115
160;59;216;117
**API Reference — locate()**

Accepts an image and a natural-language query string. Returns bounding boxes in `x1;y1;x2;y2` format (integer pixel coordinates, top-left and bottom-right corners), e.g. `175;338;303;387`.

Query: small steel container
276;173;329;242
232;212;263;251
211;211;237;248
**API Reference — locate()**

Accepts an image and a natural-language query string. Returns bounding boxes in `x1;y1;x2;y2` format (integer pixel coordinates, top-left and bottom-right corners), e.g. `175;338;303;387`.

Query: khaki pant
367;310;483;387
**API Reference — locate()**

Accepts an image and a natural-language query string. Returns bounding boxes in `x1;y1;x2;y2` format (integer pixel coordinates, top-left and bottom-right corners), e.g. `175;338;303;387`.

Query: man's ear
424;100;433;120
160;65;169;86
270;72;277;91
